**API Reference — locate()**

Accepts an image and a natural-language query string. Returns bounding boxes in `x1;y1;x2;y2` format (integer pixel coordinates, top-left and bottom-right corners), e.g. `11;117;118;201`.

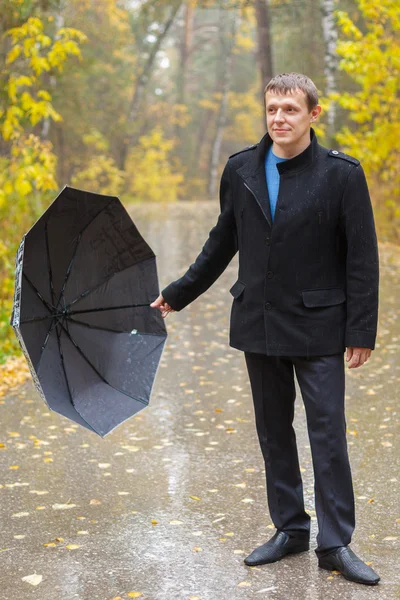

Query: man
150;73;380;586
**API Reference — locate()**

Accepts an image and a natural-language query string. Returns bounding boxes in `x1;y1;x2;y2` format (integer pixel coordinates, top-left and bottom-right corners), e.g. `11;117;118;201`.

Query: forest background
0;0;399;362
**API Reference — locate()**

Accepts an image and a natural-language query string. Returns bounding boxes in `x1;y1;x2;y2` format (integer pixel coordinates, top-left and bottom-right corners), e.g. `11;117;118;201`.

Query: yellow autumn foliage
332;0;400;239
71;155;126;196
225;87;263;143
0;16;87;362
125;128;184;203
71;128;126;195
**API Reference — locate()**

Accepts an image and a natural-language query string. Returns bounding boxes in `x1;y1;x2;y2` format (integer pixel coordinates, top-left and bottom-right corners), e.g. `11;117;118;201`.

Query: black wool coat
161;128;379;357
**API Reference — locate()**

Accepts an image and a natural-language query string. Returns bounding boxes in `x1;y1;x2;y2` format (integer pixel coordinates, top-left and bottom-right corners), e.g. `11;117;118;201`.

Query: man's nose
274;109;284;122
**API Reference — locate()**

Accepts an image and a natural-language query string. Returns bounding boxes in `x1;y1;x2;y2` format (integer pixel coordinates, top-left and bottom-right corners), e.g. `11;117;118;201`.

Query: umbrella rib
54;232;82;312
54;319;97;434
20;303;153;324
52;198;117;311
22;273;55;313
35;317;59;374
45;221;57;307
57;320;149;407
21;273;62;374
70;304;151;315
77;197;116;238
46;197;117;312
65;255;155;310
68;319;166;363
69;317;165;337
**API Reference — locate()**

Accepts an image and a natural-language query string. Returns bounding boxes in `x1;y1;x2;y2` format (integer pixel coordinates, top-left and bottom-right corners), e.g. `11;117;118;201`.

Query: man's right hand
150;294;176;319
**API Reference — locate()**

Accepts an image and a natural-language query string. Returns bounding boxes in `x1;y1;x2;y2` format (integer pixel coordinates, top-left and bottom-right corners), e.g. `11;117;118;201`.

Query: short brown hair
264;73;319;112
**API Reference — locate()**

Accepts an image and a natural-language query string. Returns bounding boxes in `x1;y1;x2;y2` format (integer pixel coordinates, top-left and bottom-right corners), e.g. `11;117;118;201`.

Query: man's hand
346;347;372;369
150;294;176;319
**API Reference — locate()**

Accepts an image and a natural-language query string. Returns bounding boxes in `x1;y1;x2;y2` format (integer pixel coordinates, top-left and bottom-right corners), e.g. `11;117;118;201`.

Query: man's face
265;89;320;148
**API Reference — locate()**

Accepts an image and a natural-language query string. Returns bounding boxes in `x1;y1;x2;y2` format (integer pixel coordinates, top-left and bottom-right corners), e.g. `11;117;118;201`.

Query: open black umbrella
10;185;167;437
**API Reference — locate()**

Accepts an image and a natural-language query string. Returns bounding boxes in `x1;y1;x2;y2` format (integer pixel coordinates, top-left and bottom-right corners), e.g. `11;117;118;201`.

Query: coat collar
237;127;318;179
235;128;318;228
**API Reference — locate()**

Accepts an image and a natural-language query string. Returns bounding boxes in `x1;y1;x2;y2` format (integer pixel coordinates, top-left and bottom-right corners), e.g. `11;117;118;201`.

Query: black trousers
244;351;355;556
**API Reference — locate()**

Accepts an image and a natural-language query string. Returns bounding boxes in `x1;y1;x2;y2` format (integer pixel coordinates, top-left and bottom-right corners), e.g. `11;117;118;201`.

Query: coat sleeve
161;160;238;311
340;163;379;349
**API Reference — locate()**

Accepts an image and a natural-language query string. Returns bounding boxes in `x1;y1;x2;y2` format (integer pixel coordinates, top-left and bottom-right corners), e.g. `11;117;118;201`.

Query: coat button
267;271;273;279
266;237;271;246
265;302;272;310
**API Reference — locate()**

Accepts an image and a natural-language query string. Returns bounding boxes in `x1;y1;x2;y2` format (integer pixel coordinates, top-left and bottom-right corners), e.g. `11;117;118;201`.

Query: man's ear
310;104;322;122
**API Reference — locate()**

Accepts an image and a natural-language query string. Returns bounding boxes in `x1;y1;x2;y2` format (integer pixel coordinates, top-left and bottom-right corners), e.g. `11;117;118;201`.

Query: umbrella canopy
10;185;167;437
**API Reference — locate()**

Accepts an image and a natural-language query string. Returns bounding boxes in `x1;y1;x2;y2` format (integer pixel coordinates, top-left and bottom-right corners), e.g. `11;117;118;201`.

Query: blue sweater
265;146;289;222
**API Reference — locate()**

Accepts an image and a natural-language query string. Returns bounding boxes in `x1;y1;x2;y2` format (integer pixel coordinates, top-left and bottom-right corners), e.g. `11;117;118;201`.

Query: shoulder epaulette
229;144;258;159
328;149;360;165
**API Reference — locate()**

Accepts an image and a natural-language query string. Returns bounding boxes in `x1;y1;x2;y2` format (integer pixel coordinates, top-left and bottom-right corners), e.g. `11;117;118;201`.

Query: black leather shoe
244;530;310;566
318;546;380;585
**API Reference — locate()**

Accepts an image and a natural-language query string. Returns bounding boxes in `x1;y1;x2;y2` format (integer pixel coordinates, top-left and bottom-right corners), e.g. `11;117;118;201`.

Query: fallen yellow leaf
169;520;184;525
65;544;80;550
21;573;42;586
52;503;76;510
190;496;201;501
127;593;143;598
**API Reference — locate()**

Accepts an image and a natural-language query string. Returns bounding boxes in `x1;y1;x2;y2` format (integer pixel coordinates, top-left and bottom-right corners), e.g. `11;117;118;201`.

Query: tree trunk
254;0;273;119
321;0;338;142
175;3;194;160
118;2;182;170
207;11;238;199
178;3;194;106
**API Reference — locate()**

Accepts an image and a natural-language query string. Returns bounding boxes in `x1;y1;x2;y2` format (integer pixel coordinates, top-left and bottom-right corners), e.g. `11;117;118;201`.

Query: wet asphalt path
0;200;399;600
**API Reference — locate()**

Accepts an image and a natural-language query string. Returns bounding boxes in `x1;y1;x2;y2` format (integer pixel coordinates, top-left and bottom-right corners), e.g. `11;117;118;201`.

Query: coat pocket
301;287;346;308
229;279;245;299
